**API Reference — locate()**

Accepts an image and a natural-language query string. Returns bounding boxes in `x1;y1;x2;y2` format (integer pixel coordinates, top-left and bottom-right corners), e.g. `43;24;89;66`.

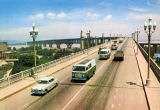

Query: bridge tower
86;30;90;49
101;33;105;44
80;30;84;49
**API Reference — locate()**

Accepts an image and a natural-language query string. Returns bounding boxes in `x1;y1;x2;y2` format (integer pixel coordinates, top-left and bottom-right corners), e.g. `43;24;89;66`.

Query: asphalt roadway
0;38;148;110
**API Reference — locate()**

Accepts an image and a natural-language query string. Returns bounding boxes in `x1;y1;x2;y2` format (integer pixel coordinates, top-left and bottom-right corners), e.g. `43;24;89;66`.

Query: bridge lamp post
135;28;140;55
29;23;38;78
144;16;156;86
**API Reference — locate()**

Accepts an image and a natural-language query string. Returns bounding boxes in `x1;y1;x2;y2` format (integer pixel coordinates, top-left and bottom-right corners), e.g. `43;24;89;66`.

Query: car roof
39;77;54;81
100;49;110;51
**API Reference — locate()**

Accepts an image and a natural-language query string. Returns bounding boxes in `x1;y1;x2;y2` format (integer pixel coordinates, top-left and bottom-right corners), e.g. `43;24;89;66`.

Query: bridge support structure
101;33;105;44
57;44;61;49
86;30;92;48
66;43;72;49
80;30;84;50
95;36;98;46
49;43;52;48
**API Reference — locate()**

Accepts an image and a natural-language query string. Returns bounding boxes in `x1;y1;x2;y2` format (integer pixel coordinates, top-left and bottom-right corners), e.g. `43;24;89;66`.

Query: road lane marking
62;59;109;110
112;104;114;108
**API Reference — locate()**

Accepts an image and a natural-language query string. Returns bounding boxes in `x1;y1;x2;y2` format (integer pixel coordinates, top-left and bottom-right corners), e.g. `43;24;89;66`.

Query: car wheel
45;90;48;94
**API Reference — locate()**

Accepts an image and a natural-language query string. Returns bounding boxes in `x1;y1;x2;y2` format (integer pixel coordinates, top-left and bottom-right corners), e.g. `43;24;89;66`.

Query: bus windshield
72;66;85;71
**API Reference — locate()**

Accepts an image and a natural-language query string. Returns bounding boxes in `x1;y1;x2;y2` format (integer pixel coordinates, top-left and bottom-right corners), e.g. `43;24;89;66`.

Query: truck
112;40;117;44
72;59;96;81
98;48;111;59
111;44;118;50
114;50;124;61
119;39;123;43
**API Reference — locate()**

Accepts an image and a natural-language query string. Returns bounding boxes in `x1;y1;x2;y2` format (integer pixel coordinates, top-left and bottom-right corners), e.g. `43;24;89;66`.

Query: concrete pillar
67;44;72;49
80;30;84;49
101;33;104;44
57;44;61;49
43;43;46;47
49;43;52;48
95;36;98;46
92;37;95;46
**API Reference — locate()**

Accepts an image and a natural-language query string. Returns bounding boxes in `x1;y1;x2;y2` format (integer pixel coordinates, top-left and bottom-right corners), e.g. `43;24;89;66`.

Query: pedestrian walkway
134;41;160;110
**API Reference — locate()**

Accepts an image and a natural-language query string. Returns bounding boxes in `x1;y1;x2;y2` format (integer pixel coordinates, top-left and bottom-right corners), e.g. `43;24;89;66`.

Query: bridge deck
0;38;159;110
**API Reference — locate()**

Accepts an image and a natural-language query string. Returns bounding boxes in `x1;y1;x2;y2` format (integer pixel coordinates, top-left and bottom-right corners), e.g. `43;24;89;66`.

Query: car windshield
73;66;85;71
38;80;49;84
99;51;108;54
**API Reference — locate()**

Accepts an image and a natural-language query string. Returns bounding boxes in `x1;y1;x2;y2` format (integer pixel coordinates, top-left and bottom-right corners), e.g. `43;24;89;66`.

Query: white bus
72;59;96;81
98;48;111;59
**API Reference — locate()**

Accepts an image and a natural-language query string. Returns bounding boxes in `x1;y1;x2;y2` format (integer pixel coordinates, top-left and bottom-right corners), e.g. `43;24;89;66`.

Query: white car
31;77;58;95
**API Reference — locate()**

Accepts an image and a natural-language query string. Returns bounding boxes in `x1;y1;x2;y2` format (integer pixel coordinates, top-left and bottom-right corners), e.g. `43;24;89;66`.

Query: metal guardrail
135;40;160;82
0;43;105;88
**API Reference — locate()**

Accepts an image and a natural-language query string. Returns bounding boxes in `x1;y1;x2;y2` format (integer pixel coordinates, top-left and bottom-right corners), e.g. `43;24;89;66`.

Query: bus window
86;67;88;70
72;66;85;71
88;64;91;69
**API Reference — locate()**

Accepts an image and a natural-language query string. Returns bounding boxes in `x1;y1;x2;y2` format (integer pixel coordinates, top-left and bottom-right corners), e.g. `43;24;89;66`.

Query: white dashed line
111;104;114;108
62;59;109;110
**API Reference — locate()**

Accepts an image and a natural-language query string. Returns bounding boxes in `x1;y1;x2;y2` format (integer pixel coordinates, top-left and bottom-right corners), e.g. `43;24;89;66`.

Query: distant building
0;42;8;52
0;42;13;59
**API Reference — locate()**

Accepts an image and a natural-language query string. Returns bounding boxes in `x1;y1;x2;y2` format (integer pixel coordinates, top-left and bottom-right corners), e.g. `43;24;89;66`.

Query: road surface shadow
126;81;142;87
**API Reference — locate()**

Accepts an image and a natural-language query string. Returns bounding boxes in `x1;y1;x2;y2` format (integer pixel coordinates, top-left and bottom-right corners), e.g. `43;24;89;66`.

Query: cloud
29;13;44;20
98;2;112;7
57;12;66;18
87;12;100;20
129;7;148;12
147;0;160;7
103;14;112;21
127;13;160;21
47;12;56;19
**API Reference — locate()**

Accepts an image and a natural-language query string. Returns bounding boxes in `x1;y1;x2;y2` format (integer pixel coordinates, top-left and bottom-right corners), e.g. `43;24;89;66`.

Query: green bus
72;59;96;81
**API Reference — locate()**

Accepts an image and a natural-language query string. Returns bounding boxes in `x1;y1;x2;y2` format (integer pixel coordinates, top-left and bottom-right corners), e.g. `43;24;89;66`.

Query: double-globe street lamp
29;23;38;78
135;28;140;55
144;16;156;86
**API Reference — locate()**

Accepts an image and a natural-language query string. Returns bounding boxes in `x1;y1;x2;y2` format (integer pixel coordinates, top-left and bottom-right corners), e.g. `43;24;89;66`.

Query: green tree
11;54;39;74
13;47;16;51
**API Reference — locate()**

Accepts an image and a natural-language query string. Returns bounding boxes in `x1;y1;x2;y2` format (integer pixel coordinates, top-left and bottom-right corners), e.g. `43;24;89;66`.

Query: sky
0;0;160;42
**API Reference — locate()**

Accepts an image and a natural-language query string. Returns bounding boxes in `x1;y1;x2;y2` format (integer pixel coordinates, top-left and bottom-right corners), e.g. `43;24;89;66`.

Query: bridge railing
0;43;105;88
134;39;160;82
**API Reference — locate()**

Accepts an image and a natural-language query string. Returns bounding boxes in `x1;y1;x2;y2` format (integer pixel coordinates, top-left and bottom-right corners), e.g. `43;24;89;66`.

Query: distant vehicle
111;44;118;50
72;59;96;81
112;40;117;44
98;48;111;59
114;50;124;61
31;77;58;95
119;40;123;43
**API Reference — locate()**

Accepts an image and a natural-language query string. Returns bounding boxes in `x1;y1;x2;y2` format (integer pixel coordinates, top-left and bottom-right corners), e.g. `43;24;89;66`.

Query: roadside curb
133;40;150;110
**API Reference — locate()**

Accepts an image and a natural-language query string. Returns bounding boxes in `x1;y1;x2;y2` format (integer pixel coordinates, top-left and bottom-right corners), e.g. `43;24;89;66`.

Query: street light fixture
144;16;156;86
29;23;38;79
135;28;140;55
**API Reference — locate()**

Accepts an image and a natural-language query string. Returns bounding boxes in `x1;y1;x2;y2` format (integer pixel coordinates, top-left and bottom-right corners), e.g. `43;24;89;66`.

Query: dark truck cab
114;50;124;61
